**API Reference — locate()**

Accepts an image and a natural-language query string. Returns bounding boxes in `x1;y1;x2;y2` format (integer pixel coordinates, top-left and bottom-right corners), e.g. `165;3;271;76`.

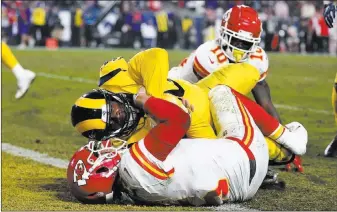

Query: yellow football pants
333;73;337;124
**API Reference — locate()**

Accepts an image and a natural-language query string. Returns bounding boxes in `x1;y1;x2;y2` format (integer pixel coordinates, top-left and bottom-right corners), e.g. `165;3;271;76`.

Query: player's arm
251;80;282;123
128;48;169;98
134;88;191;161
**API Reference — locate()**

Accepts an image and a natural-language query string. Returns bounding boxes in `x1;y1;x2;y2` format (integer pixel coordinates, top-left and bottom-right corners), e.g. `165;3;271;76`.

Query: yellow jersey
99;48;216;144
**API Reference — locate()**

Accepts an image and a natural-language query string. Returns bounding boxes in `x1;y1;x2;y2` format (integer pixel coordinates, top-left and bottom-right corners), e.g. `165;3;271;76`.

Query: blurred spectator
1;1;11;42
17;1;32;49
141;18;157;48
30;1;47;46
203;21;216;42
215;7;224;39
317;6;329;53
301;1;316;19
263;7;279;51
131;9;143;49
47;6;63;44
286;25;300;52
71;5;83;47
181;16;193;49
155;10;169;48
58;9;72;46
148;0;162;12
308;6;329;53
83;1;101;47
274;1;289;21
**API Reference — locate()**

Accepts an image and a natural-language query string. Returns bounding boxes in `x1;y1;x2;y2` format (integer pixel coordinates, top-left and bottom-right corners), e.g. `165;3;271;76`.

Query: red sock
231;89;281;136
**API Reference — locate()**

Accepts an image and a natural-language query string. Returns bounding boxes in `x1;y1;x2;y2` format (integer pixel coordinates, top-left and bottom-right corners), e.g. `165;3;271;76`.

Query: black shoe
260;168;286;191
324;135;337;157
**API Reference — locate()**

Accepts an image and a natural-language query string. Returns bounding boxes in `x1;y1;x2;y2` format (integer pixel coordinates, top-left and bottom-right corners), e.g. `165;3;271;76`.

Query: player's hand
133;87;150;109
279;122;308;155
285;155;304;173
324;3;336;28
181;98;194;113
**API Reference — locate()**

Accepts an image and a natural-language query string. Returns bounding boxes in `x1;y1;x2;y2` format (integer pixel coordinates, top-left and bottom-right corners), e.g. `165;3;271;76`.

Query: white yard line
1;142;253;211
32;72;332;115
2;143;68;169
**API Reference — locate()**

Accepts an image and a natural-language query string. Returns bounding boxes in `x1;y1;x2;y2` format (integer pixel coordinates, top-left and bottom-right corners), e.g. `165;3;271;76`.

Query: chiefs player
168;5;303;173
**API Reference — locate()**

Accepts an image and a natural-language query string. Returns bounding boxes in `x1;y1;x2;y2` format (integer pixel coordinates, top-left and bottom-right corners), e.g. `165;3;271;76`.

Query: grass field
1;48;337;211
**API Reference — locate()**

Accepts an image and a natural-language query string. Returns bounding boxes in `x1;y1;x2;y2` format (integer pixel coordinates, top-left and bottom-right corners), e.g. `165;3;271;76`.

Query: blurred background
2;0;337;56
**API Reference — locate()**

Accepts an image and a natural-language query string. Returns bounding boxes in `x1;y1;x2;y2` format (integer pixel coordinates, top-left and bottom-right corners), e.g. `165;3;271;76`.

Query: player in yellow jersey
71;48;216;145
1;42;36;99
325;73;337;157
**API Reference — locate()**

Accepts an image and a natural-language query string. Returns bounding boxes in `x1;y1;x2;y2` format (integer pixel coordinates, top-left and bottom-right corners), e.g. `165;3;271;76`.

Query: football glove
276;122;308;156
324;3;336;28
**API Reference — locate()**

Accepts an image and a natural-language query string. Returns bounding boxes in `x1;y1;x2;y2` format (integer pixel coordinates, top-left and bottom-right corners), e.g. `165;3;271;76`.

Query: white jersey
118;86;269;206
168;40;269;84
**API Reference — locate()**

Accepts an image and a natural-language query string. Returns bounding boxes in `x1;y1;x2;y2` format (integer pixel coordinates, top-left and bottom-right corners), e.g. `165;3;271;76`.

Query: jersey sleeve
128;48;169;98
246;47;269;82
168;51;200;83
192;45;219;79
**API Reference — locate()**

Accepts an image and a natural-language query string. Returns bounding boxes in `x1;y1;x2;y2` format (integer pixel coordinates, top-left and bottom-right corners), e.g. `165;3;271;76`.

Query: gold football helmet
71;89;143;141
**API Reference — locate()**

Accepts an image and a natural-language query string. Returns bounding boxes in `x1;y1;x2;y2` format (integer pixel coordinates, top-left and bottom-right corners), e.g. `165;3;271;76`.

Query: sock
1;41;19;70
12;64;26;79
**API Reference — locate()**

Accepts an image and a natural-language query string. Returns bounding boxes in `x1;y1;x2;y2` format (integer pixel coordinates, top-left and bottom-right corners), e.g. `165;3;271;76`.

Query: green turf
1;49;337;210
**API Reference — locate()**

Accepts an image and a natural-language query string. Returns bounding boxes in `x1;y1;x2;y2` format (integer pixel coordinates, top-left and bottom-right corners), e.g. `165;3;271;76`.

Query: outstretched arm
252;80;282;123
133;89;191;161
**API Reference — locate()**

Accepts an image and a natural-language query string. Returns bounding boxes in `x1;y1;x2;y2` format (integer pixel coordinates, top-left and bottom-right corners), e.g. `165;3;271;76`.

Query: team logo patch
73;160;90;186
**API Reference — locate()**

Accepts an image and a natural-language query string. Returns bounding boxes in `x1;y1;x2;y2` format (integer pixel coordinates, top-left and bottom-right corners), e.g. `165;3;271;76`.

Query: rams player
168;5;302;172
71;48;296;172
1;42;36;99
325;73;337;157
323;3;337;157
71;48;216;145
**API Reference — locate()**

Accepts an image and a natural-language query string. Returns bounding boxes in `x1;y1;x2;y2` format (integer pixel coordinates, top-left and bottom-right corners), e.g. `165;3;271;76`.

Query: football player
324;73;337;157
71;48;216;145
168;5;302;172
67;85;308;205
1;41;36;99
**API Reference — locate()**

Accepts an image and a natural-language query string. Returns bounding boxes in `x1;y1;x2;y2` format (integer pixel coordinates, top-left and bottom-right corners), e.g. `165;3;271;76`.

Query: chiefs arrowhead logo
73;160;90;186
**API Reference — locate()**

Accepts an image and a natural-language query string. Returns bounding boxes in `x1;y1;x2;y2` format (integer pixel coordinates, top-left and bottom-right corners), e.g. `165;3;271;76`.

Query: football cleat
324;135;337;157
15;69;36;99
260;168;286;191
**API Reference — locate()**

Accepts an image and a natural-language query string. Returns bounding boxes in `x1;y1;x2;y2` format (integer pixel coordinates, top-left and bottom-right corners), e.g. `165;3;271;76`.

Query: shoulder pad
246;47;269;81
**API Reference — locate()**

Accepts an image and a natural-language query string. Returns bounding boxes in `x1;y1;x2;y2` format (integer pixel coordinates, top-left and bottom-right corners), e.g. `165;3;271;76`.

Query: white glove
276;122;308;155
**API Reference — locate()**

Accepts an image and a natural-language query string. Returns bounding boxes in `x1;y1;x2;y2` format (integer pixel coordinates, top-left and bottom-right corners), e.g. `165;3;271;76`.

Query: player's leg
231;88;307;155
1;41;36;99
325;73;337;157
209;85;269;197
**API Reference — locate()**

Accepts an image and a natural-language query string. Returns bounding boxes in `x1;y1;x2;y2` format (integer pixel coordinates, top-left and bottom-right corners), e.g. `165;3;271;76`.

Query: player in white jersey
67;85;308;205
169;5;276;121
169;5;303;173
